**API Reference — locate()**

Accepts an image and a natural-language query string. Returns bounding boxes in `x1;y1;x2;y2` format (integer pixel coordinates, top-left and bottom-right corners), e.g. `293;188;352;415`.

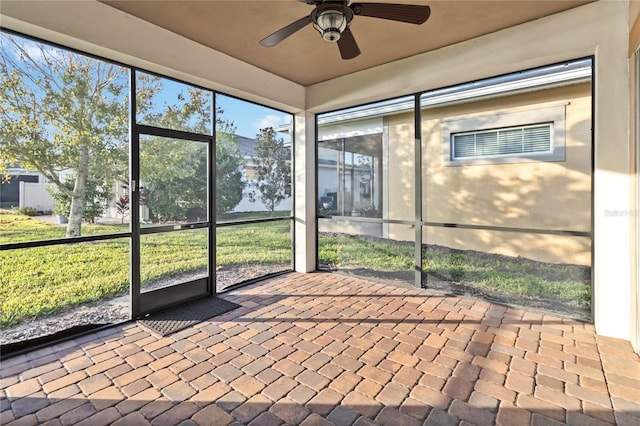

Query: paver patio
1;272;639;425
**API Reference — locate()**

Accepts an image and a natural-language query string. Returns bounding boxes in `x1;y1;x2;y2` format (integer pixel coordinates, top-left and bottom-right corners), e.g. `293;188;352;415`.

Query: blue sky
3;32;292;142
216;94;291;141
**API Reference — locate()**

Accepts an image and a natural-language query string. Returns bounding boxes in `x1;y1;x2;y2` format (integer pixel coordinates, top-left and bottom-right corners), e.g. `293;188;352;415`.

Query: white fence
19;182;54;213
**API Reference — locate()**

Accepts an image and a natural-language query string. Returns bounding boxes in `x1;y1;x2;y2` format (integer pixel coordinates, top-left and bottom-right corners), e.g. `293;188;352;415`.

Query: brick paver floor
2;272;639;425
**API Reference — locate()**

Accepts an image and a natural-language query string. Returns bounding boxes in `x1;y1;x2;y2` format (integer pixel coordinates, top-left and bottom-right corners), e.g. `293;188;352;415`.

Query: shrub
50;176;109;223
13;206;38;216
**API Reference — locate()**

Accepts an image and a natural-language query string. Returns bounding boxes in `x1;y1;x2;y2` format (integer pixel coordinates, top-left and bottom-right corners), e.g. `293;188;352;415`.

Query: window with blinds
452;124;552;160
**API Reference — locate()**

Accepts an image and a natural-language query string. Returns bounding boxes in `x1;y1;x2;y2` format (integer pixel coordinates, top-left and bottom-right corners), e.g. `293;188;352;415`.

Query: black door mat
137;297;240;337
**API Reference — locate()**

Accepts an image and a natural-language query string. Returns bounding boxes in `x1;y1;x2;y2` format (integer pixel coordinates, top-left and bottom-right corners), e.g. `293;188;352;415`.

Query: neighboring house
317;59;592;266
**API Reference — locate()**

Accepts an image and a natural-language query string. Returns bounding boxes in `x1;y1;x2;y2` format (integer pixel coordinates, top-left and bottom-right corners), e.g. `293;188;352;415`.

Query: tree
0;33;128;237
51;175;109;223
137;87;246;221
216;119;245;218
139;130;208;222
115;194;129;224
248;127;291;213
0;33;246;231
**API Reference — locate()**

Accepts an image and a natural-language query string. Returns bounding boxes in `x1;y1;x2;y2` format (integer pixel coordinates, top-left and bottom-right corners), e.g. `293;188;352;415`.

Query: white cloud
254;114;284;132
2;34;66;64
23;42;66;63
23;43;46;60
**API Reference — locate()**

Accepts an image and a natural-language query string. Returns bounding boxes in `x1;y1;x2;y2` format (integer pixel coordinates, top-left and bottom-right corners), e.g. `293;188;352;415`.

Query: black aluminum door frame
129;70;216;317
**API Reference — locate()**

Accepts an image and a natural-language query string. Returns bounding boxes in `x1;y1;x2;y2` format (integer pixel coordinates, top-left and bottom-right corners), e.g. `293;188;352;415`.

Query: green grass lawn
318;232;415;272
0;211;129;241
422;245;591;308
1;211;291;327
1;210;591;327
319;232;591;312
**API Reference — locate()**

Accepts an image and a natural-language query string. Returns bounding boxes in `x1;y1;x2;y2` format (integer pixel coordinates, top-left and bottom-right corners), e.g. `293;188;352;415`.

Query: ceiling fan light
315;9;347;42
322;29;341;42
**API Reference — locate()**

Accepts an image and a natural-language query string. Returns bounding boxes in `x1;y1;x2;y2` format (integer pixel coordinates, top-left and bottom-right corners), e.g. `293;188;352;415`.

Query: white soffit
318;118;383;141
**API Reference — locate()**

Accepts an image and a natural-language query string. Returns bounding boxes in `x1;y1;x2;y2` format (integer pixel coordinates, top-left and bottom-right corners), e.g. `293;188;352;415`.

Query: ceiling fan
259;0;431;60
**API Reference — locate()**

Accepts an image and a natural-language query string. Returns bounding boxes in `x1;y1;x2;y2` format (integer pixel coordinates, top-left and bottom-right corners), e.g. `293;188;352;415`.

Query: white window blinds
452;124;552;160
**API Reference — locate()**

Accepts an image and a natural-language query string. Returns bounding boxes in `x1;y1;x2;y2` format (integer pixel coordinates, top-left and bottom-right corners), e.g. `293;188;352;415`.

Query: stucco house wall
382;82;592;265
385;113;416;225
627;1;640;352
427;84;591;266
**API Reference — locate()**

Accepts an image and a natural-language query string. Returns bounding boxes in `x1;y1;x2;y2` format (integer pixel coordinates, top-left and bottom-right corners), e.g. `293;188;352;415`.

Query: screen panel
1;238;131;345
216;220;292;291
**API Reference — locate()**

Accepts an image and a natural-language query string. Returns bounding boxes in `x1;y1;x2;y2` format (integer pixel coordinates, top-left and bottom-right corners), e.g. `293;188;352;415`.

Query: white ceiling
101;0;592;87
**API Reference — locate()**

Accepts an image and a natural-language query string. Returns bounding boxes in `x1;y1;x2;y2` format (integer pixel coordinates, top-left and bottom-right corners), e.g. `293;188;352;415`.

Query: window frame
442;102;567;166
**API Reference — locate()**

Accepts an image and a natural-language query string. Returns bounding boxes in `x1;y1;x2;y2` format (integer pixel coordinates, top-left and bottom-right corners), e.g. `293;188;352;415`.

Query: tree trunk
66;146;89;237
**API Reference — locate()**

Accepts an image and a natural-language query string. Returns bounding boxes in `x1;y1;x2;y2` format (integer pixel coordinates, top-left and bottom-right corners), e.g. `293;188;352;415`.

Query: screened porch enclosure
317;59;593;322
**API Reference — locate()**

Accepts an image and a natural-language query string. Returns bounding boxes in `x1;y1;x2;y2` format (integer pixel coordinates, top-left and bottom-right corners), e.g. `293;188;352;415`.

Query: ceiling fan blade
260;16;312;47
337;28;360;59
350;3;431;24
